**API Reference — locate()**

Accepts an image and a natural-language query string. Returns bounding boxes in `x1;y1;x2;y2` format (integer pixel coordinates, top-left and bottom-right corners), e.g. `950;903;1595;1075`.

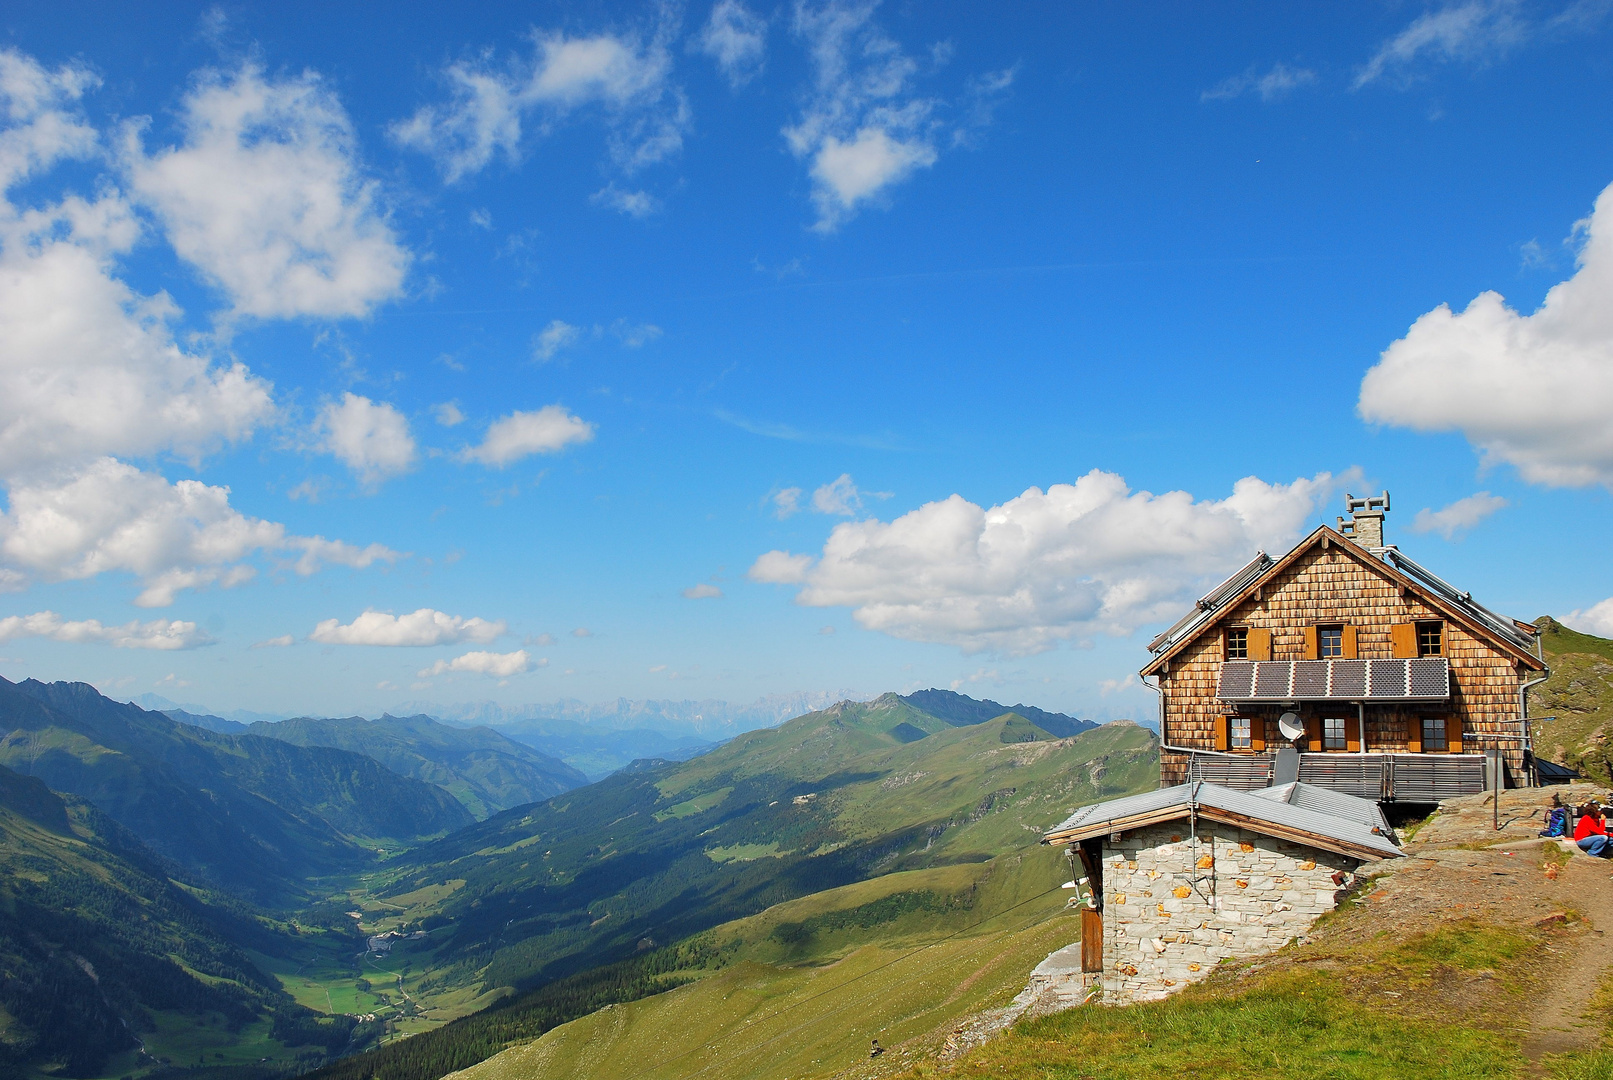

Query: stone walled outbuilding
1043;780;1402;1003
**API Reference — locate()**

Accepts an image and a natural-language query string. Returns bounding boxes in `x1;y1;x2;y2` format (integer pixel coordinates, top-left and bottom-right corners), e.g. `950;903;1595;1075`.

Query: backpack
1540;807;1569;838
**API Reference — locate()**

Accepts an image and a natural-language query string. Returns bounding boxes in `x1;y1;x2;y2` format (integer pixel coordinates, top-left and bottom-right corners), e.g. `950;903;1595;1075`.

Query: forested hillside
0;678;473;905
0;765;363;1079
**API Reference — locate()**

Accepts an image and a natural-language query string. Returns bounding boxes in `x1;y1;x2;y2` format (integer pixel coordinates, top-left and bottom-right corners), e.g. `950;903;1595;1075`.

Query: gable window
1323;717;1347;751
1225;627;1249;660
1421;716;1448;752
1318;625;1344;658
1230;716;1252;750
1417;621;1444;657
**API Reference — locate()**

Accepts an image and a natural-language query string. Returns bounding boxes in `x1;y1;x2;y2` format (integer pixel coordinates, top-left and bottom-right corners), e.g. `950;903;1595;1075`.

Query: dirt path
1519;849;1613;1061
1376;783;1613;1068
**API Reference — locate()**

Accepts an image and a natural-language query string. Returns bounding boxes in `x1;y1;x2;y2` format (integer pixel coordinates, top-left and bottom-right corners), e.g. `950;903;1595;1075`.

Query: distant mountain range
240;713;589;818
388;690;868;739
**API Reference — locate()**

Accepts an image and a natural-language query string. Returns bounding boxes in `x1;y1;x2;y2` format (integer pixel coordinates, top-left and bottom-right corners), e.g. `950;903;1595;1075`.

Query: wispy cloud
1350;0;1607;89
1409;492;1508;539
1202;62;1317;102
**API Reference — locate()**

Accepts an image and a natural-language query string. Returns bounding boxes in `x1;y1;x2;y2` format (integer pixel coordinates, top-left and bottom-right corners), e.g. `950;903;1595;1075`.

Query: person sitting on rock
1540;793;1569;839
1574;801;1611;857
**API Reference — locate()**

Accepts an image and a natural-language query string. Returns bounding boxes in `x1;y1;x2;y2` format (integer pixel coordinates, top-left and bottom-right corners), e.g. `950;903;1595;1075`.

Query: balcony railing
1216;658;1449;702
1183;750;1486;801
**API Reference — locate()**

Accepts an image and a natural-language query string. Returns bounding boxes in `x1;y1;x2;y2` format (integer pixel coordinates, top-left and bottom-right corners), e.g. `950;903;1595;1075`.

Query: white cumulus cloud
0;191;274;479
698;0;769;87
748;549;813;584
253;634;295;648
457;406;594;467
0;610;213;650
0;49;99;191
124;63;409;320
392;22;685;182
683;583;723;599
1359;181;1613;489
0;458;399;606
317;393;416;486
418;649;532;678
1409;492;1509;539
310;608;505;647
1568;597;1613;638
749;469;1344;655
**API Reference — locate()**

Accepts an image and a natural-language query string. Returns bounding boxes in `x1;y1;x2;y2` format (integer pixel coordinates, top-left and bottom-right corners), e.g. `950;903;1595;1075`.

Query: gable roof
1042;780;1403;861
1140;525;1543;676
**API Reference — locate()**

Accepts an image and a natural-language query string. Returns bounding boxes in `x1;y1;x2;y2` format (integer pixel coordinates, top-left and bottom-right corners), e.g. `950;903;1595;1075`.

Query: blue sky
2;1;1612;722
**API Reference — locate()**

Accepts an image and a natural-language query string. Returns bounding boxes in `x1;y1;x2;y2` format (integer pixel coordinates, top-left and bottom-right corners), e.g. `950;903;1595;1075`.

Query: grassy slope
346;700;1155;1012
1530;617;1613;784
246;715;589;819
453;848;1077;1080
0;765;357;1080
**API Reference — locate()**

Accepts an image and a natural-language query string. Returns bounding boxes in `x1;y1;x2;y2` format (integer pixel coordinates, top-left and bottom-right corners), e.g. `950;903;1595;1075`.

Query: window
1421;716;1447;752
1230;716;1252;750
1318;625;1344;658
1323;717;1347;751
1226;627;1249;660
1417;621;1443;657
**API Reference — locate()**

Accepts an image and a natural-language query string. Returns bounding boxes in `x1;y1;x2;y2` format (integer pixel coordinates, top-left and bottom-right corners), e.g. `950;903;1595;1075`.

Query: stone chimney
1337;492;1390;549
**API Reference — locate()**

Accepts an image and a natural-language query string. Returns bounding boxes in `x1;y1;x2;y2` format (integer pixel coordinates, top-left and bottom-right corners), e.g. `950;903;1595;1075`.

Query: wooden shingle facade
1140;495;1547;799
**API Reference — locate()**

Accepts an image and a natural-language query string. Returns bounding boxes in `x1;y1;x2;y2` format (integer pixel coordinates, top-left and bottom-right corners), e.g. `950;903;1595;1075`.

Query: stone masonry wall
1101;822;1359;1003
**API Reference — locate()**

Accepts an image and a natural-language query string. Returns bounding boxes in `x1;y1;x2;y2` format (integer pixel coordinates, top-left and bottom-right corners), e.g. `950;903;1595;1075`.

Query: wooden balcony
1183;750;1487;802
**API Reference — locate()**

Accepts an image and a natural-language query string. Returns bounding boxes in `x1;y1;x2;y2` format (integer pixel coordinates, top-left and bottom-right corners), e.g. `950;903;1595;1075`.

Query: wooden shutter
1303;625;1319;660
1406;719;1422;753
1247;627;1272;661
1342;625;1359;660
1251;720;1266;753
1080;908;1103;973
1345;716;1361;752
1390;623;1418;659
1303;717;1322;752
1213;715;1229;751
1448;718;1463;755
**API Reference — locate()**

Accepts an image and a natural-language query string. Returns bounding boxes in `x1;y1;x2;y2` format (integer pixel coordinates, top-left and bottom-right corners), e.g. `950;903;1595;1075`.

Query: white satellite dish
1278;712;1304;741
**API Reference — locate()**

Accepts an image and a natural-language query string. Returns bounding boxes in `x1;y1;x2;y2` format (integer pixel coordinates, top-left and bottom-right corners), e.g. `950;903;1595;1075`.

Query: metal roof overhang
1216;658;1450;703
1042;781;1402;861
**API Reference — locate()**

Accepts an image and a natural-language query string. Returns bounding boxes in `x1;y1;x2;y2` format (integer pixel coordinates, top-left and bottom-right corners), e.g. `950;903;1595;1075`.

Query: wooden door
1081;908;1103;973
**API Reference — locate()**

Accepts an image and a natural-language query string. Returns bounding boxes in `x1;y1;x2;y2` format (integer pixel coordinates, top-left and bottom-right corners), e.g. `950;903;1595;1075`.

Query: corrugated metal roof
1044;780;1402;859
1252;781;1391;834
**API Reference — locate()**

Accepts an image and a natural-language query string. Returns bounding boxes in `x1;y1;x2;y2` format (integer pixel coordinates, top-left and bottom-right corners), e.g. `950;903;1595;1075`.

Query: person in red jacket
1575;802;1611;857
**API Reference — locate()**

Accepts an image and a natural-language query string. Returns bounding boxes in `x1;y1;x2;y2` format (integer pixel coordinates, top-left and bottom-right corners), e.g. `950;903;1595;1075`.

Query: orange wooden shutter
1251;720;1265;753
1345;716;1361;752
1406;719;1422;753
1342;625;1359;659
1304;717;1322;752
1390;623;1418;658
1448;718;1463;754
1213;715;1229;751
1247;628;1272;662
1303;626;1319;660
